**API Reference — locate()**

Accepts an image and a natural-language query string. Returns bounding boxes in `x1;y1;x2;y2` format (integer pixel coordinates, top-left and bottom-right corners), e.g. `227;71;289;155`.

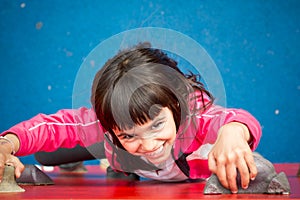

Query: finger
208;152;217;173
6;156;25;178
0;162;4;182
216;157;229;189
226;163;238;193
15;163;25;178
245;153;257;180
0;154;8;182
236;157;250;189
208;152;229;189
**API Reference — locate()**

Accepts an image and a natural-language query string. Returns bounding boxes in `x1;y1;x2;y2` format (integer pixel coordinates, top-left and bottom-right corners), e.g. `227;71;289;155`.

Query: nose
139;138;156;152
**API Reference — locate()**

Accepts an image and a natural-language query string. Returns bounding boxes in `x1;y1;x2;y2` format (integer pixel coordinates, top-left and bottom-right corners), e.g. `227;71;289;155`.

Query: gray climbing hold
16;165;54;185
204;153;290;194
0;165;25;193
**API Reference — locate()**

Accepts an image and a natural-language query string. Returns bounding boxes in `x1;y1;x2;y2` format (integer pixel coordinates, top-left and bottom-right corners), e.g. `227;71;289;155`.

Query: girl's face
113;107;177;165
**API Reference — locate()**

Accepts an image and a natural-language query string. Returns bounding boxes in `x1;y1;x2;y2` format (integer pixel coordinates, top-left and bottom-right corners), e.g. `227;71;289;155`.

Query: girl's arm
0;107;104;182
0;107;105;156
199;104;262;193
199;104;261;150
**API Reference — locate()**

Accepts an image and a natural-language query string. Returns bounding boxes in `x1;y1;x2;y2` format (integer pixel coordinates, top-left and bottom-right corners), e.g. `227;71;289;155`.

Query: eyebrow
116;113;167;137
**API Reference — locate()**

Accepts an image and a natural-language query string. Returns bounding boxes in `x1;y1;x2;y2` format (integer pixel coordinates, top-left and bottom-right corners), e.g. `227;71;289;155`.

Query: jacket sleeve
0;107;105;156
199;104;262;151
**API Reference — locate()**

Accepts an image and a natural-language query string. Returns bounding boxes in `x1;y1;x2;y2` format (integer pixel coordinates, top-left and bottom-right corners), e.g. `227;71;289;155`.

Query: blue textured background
0;0;299;163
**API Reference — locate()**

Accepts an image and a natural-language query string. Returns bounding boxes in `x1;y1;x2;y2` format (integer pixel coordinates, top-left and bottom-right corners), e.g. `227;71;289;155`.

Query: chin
148;158;166;165
148;152;171;165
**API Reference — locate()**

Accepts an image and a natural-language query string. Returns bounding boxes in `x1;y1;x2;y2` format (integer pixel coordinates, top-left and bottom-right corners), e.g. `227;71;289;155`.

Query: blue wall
0;0;299;163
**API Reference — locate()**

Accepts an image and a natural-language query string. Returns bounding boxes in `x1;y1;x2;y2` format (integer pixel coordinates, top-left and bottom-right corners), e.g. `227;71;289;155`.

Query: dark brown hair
91;42;214;172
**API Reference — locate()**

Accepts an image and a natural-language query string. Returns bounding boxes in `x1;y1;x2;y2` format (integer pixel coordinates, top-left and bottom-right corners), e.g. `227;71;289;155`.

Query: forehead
114;107;172;133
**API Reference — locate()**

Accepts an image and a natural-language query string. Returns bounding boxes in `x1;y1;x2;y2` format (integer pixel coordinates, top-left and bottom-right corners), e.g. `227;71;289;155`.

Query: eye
151;121;165;130
118;133;135;140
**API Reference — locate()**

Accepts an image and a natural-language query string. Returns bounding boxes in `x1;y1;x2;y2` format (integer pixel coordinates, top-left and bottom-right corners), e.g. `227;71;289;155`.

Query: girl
0;43;261;193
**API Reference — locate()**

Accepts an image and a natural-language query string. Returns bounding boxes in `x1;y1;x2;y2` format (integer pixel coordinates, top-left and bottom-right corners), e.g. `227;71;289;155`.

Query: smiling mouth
144;145;164;158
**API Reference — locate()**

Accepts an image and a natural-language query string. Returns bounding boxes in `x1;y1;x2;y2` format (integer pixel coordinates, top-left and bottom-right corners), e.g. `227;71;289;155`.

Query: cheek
162;123;177;143
166;120;176;143
168;129;177;143
120;141;140;154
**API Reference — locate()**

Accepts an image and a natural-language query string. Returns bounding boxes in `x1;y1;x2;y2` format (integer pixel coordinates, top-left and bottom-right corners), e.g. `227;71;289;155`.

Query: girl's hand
208;122;257;193
0;134;24;182
0;153;24;182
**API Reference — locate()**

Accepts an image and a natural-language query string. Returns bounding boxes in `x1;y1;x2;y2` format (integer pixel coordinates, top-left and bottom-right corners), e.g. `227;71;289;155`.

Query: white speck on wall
256;63;264;68
267;50;274;55
48;85;52;91
36;21;43;30
297;85;300;90
275;109;280;115
63;48;73;57
20;3;26;8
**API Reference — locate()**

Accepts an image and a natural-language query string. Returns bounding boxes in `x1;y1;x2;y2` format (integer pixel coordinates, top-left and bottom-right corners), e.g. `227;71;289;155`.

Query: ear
267;172;290;194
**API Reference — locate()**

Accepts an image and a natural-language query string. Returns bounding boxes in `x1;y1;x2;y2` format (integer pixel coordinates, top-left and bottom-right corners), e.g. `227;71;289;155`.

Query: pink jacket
1;95;261;181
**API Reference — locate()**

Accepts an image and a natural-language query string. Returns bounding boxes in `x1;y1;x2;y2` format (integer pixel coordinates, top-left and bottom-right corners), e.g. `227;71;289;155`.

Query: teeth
145;145;163;157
